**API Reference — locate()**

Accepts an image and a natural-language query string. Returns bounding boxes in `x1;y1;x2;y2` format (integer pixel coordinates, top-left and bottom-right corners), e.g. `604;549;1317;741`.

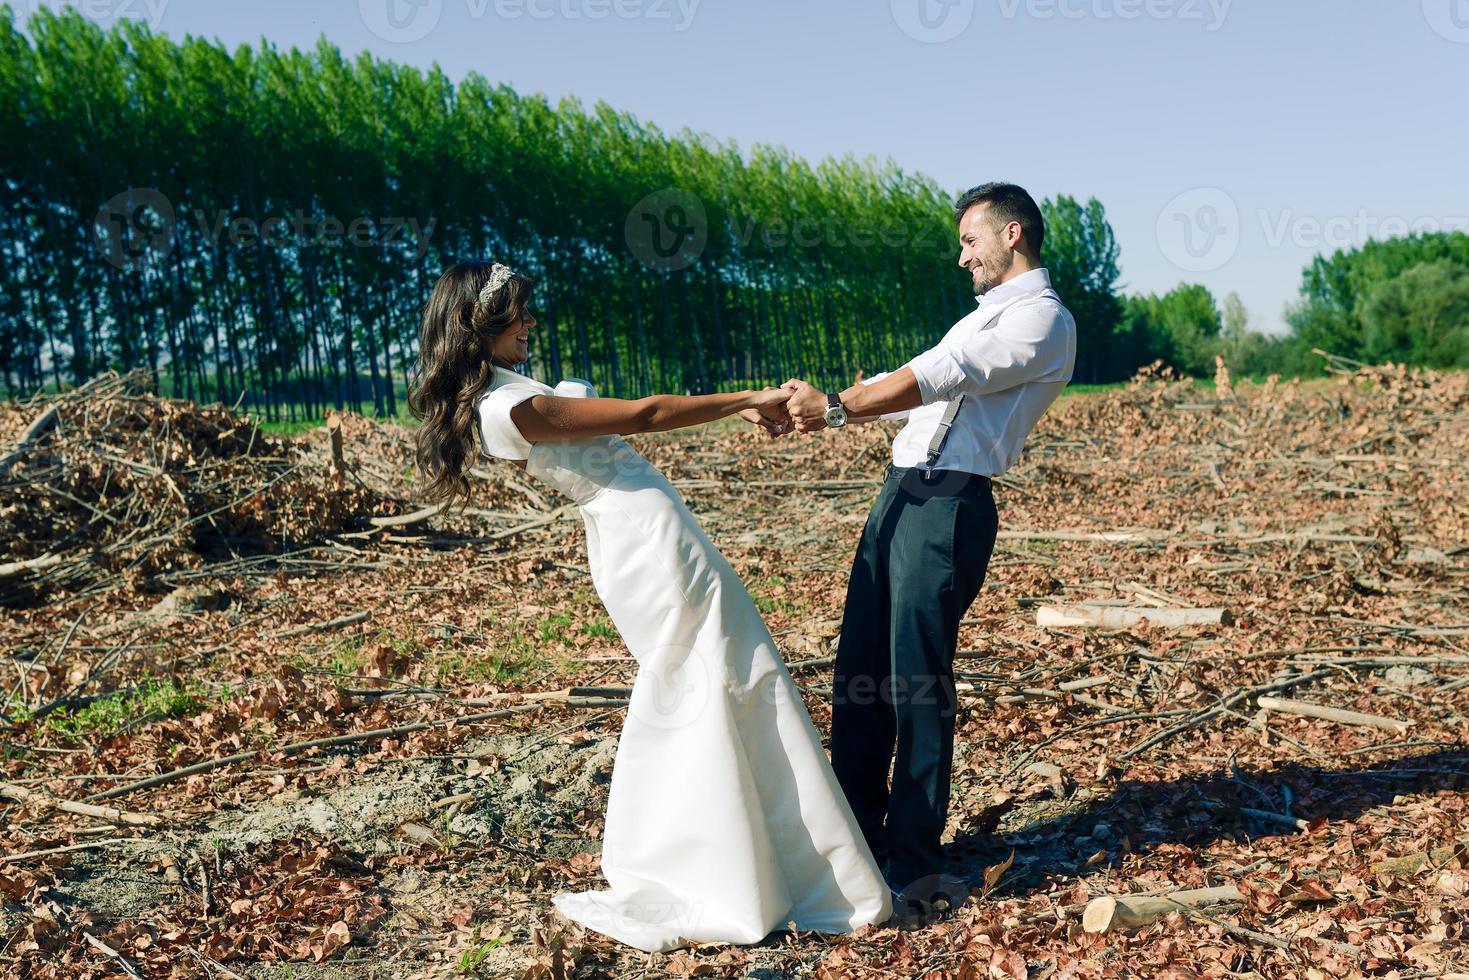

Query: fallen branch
270;610;371;638
0;838;140;863
0;552;65;578
87;703;545;801
368;504;440;529
1255;696;1411;734
517;686;633;703
0;404;60;479
986;685;1127;715
488;504;578;541
82;929;145;979
1118;669;1333;760
1238;806;1310;832
1369;838;1469;876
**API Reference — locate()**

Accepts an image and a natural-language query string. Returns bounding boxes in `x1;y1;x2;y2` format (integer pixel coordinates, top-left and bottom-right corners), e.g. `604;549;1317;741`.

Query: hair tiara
477;263;515;307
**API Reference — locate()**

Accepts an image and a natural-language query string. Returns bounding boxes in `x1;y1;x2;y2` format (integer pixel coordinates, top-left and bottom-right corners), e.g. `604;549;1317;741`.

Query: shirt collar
975;267;1053;307
492;364;529;386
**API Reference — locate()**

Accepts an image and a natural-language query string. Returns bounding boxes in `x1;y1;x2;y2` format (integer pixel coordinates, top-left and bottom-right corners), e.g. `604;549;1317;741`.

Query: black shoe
888;872;971;927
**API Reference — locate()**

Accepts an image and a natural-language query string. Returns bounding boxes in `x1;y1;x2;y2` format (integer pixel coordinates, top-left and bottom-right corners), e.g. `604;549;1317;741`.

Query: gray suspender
921;394;966;472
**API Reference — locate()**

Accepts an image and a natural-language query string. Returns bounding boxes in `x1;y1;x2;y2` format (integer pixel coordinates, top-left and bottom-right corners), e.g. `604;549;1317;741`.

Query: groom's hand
782;379;828;433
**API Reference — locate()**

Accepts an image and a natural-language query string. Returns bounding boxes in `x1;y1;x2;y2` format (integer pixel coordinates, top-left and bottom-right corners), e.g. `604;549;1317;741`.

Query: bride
407;261;892;952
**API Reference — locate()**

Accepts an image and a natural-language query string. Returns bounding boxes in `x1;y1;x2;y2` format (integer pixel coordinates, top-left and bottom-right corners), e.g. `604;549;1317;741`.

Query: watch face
824;406;847;427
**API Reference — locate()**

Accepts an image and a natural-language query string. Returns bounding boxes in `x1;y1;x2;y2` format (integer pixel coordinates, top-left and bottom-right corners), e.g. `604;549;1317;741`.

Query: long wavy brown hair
407;261;535;512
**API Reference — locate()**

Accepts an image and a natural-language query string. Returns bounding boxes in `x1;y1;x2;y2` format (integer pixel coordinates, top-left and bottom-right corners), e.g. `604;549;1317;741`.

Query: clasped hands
739;379;835;438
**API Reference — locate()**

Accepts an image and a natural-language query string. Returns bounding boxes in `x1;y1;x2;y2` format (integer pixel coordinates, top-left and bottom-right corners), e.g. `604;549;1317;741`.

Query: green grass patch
752;574;809;616
286;634;369;678
43;679;227;739
538;612;575;646
427;632;538;686
582;618;617;641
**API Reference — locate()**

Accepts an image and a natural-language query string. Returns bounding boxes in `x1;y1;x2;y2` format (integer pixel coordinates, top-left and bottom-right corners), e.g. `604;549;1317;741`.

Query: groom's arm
783;370;923;432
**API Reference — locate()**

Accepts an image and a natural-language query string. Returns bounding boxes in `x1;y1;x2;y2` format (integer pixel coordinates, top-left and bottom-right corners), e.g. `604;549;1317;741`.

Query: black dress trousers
829;464;998;888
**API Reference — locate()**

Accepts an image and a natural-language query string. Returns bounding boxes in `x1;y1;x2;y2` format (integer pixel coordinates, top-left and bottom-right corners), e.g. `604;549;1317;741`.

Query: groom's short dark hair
954;182;1044;258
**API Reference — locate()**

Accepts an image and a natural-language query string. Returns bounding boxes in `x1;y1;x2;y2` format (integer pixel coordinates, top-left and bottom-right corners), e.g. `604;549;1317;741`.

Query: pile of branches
0;372;396;607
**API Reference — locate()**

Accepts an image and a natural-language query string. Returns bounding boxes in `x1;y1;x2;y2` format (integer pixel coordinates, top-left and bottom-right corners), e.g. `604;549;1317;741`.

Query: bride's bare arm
508;388;790;442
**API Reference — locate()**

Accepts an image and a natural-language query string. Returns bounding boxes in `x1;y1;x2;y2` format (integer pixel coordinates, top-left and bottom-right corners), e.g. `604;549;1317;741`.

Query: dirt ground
1;365;1467;978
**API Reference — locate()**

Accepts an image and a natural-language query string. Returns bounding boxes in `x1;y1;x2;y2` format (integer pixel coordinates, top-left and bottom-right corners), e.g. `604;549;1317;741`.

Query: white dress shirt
864;267;1076;476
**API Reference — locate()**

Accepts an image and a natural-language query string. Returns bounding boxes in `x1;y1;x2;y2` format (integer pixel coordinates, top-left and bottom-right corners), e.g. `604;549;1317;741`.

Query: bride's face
490;308;536;367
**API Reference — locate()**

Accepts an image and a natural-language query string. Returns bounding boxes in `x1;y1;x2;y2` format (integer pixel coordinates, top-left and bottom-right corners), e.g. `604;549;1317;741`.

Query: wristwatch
824;393;848;429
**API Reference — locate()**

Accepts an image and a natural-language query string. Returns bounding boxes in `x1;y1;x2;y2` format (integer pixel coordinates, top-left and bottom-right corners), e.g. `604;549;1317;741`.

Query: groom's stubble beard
972;245;1014;297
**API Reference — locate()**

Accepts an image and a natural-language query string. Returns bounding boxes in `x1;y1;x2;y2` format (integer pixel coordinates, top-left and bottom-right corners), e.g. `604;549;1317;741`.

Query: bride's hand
740;388;792;437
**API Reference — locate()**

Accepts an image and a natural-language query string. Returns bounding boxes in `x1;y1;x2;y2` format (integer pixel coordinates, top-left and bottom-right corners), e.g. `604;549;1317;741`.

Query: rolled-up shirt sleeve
856;371;914;421
904;300;1073;405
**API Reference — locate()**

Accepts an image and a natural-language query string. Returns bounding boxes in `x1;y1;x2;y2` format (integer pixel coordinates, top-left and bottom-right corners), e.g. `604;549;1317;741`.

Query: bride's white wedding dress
476;366;891;952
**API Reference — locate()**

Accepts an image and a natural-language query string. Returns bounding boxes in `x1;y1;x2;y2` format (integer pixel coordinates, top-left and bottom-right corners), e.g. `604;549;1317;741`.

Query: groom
776;182;1076;904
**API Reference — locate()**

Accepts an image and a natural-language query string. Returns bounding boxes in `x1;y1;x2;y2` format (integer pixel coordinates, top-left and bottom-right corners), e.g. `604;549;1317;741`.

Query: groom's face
957;203;1014;297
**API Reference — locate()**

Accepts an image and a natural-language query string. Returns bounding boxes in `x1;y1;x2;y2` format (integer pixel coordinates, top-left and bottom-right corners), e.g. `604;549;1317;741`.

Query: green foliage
1122;283;1223;376
44;679;223;738
1286;231;1469;372
428;633;537;686
458;933;506;974
539;612;575;645
0;5;974;411
2;6;1453;403
1358;260;1469;368
1040;195;1123;383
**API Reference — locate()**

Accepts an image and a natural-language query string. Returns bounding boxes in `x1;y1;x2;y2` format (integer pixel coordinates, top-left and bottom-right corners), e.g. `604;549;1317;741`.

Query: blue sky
24;0;1469;334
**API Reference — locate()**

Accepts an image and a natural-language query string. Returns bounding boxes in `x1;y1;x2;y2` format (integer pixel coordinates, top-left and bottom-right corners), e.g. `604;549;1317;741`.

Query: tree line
0;7;1461;421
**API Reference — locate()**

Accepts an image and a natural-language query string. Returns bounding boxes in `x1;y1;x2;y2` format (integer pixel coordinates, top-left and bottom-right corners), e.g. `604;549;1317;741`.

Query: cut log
1082;885;1244;933
1037;605;1232;629
998;529;1172;544
1255;696;1410;734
